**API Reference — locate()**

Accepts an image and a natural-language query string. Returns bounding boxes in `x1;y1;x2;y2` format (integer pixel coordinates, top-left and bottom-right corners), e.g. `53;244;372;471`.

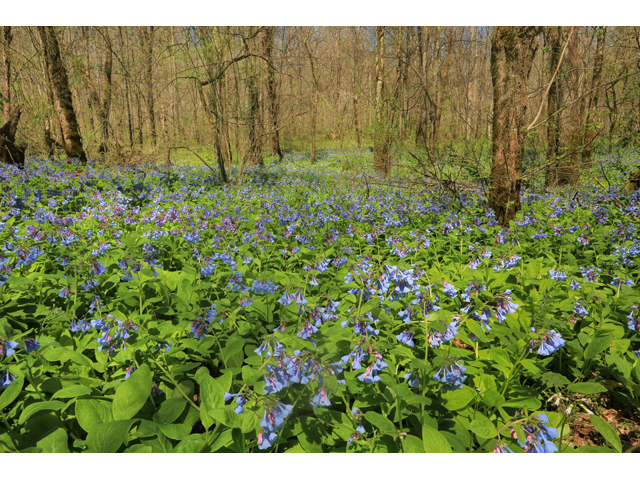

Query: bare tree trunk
243;27;262;166
558;27;581;185
489;26;540;225
303;31;319;165
142;26;156;148
263;27;282;159
2;27;11;124
374;26;390;175
582;26;606;165
38;26;87;164
99;27;113;152
544;26;564;187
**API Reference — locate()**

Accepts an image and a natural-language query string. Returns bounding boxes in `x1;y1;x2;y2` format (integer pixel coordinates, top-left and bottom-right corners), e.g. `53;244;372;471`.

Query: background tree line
1;26;639;211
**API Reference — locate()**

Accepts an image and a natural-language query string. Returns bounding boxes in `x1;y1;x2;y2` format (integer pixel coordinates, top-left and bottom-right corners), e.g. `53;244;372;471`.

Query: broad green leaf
241;411;260;433
364;411;396;434
172;435;206;453
402;434;425;453
43;347;92;367
567;382;607;394
51;385;92;399
465;319;487;343
86;419;134;453
18;400;66;424
584;335;612;359
442;385;475;411
469;413;498;438
153;397;187;425
422;424;452;453
200;374;224;416
75;399;114;433
0;375;24;411
36;427;70;453
112;364;152;420
589;415;622;453
159;423;191;440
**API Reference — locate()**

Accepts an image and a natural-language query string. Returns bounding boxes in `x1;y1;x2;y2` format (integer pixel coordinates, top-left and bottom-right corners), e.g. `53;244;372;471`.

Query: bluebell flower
569;279;581;290
573;300;589;317
442;282;458;299
24;338;40;353
626;305;639;330
277;291;294;306
396;330;415;347
154;342;172;353
0;339;18;357
433;359;467;390
1;371;15;389
404;371;421;388
310;386;331;407
548;269;568;281
530;328;565;356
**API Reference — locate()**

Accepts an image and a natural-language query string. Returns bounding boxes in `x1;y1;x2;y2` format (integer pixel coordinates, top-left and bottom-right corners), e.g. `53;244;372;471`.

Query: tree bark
489;26;540;226
243;27;262;166
38;26;87;164
99;27;113;152
0;105;25;167
263;27;282;159
557;27;581;185
373;26;391;175
582;26;607;165
142;26;156;148
544;26;564;187
2;27;11;124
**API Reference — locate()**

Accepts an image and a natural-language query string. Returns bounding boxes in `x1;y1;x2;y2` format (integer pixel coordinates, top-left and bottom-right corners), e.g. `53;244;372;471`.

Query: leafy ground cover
0;151;639;453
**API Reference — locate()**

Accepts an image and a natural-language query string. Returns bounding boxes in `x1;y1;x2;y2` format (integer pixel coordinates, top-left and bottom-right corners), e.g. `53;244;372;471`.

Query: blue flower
530;328;565;356
24;338;41;353
0;339;18;357
548;269;568;281
310;386;331;407
433;359;467;390
396;330;415;347
1;371;15;389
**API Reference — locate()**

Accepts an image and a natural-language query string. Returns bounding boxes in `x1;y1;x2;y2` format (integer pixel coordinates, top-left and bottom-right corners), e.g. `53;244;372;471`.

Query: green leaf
18;400;66;424
43;347;92;367
422;424;452;453
465;319;487;342
153;397;187;425
241;411;260;433
402;434;425;453
584;335;612;359
503;397;541;410
481;390;505;408
51;385;92;399
36;427;70;453
242;365;263;386
159;423;191;440
200;374;224;416
567;382;608;394
442;385;475;411
364;411;396;434
112;364;152;420
86;419;134;453
469;414;498;439
589;415;622;453
75;399;114;433
0;375;24;411
172;435;206;453
208;407;240;428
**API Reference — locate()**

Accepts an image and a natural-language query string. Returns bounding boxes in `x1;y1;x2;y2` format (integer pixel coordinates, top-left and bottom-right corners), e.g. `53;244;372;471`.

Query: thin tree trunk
558;27;581;185
489;26;540;225
2;27;11;124
545;26;564;187
243;27;262;166
374;26;390;175
38;26;87;164
263;27;282;159
582;26;606;165
143;26;156;148
99;27;113;152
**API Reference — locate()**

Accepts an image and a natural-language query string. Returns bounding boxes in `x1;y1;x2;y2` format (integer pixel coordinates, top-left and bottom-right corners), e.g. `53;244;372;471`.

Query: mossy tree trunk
489;26;540;225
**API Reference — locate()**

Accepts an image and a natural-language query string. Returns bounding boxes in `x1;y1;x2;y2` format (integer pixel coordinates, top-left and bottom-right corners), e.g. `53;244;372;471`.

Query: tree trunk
263;27;282;159
143;27;156;148
544;26;564;187
38;26;87;164
582;26;606;165
0;105;25;167
489;26;540;226
244;28;262;166
99;27;113;152
558;27;581;185
373;26;391;175
304;32;318;165
2;27;11;124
